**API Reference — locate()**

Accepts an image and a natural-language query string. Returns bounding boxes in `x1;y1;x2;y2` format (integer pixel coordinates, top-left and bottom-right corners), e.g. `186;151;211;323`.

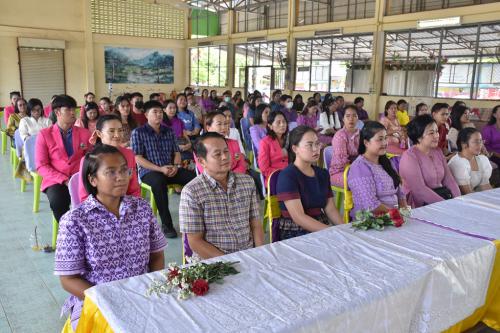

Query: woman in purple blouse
297;100;320;130
163;99;193;161
400;115;460;208
54;145;167;331
348;121;408;219
249;103;270;153
482;105;500;167
200;89;217;113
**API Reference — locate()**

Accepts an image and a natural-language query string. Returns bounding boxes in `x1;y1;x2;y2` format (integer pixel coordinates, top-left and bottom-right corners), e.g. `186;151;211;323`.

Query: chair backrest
183;234;193;260
68;172;81;208
24;135;37;173
288;121;298;131
266;170;282;243
240;117;252;152
343;164;353;223
323;146;333;171
14;130;23;157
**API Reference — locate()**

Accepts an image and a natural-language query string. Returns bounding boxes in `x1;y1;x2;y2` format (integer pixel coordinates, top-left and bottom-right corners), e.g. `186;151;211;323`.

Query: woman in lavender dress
55;145;167;331
348;121;408;219
249;103;270;154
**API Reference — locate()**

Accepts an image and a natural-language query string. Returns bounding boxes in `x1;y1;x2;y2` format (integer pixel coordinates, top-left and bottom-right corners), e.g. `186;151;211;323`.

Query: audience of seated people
179;132;264;259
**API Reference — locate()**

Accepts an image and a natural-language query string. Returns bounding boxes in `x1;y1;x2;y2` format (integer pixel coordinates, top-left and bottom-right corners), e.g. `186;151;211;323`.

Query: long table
75;190;500;333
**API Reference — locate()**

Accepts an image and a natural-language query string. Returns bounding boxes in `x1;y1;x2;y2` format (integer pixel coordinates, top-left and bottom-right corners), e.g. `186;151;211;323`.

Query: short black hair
194;132;227;160
407;114;436;144
288;125;317;163
84;92;95;98
254;104;270;125
81;144;125;197
143;100;163;113
52;95;77;110
354;97;364;104
149;93;160;100
27;98;43;117
10;91;21;99
131;92;143;99
279;94;292;102
415;103;427;115
204;110;225;128
397;99;407;106
457;127;480;152
431;103;449;114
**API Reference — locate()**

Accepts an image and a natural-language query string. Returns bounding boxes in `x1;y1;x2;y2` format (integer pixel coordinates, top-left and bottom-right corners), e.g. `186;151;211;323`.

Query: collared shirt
131;124;179;179
18;116;51;142
177;109;200;132
59;126;73;157
54;195;167;328
179;172;260;255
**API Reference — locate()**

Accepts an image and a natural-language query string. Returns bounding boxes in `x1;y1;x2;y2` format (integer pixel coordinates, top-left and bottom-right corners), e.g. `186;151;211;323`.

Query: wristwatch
175;164;182;168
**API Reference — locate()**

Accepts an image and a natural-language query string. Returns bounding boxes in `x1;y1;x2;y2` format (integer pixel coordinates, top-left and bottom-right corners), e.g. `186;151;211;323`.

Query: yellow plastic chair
343;164;353;223
140;182;181;218
0;130;6;155
32;172;42;212
263;170;282;243
10;146;19;178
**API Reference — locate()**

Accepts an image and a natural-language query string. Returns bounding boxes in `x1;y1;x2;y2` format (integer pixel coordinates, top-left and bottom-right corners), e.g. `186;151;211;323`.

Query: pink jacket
258;135;289;184
195;138;247;174
3;105;15;125
36;125;92;192
78;146;140;202
44;105;52;118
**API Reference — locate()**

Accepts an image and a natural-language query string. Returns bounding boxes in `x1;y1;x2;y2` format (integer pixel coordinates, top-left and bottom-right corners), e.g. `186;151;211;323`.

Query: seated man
36;95;92;222
132;100;195;238
179;132;264;259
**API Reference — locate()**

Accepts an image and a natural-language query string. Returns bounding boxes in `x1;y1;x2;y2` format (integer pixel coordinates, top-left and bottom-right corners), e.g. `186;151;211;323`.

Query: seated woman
380;100;407;155
276;126;343;240
258;110;289;183
297;100;319;129
448;105;473;152
113;96;137;146
75;102;100;134
246;94;263;126
319;99;341;141
415;103;429;116
400;114;460;207
249;104;270;154
431;102;451;156
78;114;140;202
163;99;193;162
482;105;500;167
329;105;360;187
448;127;492;194
6;97;28;140
18;98;51;142
220;106;244;153
348;121;407;218
55;144;166;331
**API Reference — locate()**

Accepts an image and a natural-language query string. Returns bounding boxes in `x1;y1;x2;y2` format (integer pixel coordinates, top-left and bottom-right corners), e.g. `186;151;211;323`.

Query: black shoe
162;226;178;238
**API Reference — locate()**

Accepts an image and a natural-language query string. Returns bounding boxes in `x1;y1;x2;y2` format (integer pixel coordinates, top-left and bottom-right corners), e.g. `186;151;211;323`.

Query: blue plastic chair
24;135;43;213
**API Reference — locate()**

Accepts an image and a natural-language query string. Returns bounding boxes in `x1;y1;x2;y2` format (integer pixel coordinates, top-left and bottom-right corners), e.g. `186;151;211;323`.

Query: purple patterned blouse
54;195;167;330
347;155;405;218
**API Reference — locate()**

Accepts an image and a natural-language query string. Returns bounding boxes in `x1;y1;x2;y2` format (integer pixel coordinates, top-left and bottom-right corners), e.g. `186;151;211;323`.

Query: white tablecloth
410;189;500;240
85;218;496;333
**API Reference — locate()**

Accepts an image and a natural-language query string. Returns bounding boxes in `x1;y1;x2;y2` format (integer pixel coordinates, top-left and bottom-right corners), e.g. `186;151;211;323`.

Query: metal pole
309;39;313;91
434;28;444;98
403;31;411;96
469;25;481;100
328;38;333;92
351;36;357;93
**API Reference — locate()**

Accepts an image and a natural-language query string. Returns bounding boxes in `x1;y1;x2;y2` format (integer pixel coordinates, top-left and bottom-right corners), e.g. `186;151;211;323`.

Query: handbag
432;186;453;200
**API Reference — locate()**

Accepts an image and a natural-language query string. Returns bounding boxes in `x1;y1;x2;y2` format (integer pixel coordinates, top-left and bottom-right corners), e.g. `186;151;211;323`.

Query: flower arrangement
147;260;239;300
351;208;410;231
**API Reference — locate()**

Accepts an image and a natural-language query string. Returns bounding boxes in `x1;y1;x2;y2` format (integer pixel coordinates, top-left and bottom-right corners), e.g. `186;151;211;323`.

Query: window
296;0;375;26
386;0;500;16
384;22;500;100
19;47;65;105
295;35;373;94
234;0;288;33
233;41;287;89
190;46;228;87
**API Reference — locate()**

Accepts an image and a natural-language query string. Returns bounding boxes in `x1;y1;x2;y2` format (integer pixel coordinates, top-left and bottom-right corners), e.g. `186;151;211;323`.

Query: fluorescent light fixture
417;16;461;29
314;28;343;37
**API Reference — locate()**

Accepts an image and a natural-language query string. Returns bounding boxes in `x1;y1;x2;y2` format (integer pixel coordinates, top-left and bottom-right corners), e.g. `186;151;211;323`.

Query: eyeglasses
301;142;322;151
102;167;132;179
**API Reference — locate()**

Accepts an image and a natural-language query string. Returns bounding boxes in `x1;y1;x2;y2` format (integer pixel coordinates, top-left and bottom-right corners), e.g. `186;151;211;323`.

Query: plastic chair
264;170;282;243
251;144;266;198
240;117;252;153
323;146;344;209
1;130;6;155
24;135;43;213
51;215;59;250
140;181;180;217
14;130;23;158
288;121;298;131
343;164;353;223
68;172;81;209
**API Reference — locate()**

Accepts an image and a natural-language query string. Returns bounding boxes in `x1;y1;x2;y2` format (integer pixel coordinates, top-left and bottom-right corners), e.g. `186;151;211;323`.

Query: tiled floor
0;150;497;333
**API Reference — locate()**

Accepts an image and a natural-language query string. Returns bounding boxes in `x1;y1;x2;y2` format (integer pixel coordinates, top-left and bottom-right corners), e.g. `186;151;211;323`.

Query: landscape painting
105;47;174;84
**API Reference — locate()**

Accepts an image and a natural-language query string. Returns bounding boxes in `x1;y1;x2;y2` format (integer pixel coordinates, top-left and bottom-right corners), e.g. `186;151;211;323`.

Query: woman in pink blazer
258;110;289;183
36;95;92;222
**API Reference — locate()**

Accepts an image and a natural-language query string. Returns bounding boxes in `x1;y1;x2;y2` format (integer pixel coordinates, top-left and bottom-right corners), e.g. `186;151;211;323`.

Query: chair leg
20;179;26;192
150;190;158;216
12;154;19;178
52;217;59;250
335;191;343;210
33;174;41;213
1;131;6;155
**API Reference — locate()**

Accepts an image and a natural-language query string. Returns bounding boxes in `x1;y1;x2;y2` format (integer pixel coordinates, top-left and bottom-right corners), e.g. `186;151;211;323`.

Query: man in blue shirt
132;100;196;238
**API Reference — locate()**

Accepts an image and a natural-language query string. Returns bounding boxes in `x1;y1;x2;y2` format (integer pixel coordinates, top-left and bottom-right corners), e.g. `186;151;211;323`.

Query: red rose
191;279;209;296
167;268;180;281
388;208;404;227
